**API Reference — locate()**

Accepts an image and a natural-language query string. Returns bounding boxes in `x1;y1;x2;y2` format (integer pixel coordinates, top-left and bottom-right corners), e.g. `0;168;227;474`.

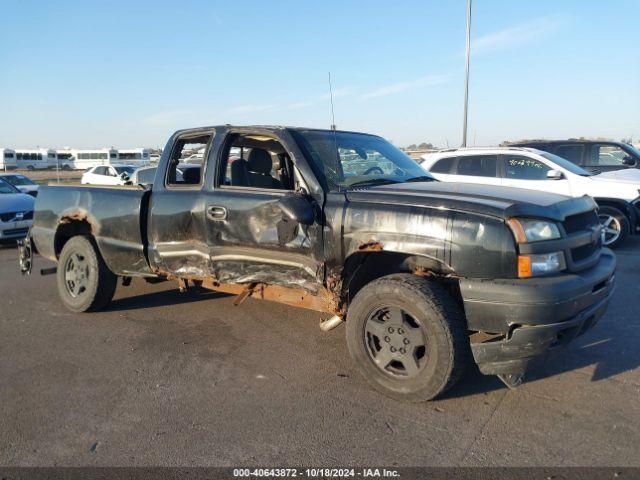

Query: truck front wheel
346;274;470;402
56;235;117;312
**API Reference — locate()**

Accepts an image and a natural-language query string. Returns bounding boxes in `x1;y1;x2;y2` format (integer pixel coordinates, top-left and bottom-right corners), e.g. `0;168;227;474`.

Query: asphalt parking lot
0;241;638;467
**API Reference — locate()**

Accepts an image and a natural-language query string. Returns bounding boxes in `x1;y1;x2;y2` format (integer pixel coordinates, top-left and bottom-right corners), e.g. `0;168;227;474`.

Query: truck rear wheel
56;235;117;312
346;274;470;402
598;206;629;248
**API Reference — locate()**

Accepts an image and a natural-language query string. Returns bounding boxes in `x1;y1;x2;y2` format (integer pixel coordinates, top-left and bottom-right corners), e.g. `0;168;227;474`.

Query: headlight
507;218;561;243
518;252;567;278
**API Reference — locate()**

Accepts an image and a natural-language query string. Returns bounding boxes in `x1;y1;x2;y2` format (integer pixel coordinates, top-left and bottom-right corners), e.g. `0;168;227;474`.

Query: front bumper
460;249;616;376
0;219;32;240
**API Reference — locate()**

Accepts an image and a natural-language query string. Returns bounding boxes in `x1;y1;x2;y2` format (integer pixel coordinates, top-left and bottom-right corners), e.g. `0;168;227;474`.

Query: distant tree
418;142;433;150
407;144;417;150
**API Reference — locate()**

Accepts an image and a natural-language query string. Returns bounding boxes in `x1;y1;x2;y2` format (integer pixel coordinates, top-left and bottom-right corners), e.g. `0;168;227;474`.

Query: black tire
26;165;35;171
56;235;117;312
598;206;629;249
346;273;470;402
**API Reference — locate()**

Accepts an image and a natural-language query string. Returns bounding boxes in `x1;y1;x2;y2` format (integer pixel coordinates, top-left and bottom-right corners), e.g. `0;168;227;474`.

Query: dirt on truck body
19;125;616;401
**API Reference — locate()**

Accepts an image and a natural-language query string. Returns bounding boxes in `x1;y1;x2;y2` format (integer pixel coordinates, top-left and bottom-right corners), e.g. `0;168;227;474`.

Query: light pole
462;0;472;147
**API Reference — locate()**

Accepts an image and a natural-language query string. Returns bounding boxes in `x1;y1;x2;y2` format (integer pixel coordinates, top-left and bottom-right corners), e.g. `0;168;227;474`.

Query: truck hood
591;168;640;185
0;193;35;213
345;181;596;221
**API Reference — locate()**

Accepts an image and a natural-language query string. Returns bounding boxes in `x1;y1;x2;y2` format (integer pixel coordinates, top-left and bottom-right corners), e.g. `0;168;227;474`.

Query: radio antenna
327;72;340;176
328;72;336;130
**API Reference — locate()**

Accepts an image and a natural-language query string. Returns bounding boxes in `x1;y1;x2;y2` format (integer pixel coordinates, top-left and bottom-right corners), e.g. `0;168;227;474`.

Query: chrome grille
0;211;33;222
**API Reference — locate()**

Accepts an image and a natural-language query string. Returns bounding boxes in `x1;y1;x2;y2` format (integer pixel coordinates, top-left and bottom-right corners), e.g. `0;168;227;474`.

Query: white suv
420;147;640;248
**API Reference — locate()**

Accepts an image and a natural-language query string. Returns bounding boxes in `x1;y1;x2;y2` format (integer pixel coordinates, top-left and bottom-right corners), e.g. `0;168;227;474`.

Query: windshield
2;174;35;186
625;143;640;158
0;178;20;194
114;166;136;175
539;152;592;176
292;130;433;190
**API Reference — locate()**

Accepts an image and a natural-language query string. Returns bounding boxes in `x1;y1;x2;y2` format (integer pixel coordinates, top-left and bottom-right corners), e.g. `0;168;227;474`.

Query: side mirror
622;156;637;167
120;172;130;180
547;169;564;180
278;194;314;225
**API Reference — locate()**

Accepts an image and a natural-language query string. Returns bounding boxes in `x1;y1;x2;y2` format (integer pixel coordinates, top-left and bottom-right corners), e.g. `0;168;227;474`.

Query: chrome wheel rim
598;214;621;246
364;306;428;378
64;252;89;298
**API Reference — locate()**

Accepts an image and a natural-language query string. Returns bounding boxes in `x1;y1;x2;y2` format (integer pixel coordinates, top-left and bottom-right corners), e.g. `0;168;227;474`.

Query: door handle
207;206;227;220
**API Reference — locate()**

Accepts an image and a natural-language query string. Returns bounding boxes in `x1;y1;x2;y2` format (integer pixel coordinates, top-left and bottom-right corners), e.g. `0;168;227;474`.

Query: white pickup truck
420;147;640;248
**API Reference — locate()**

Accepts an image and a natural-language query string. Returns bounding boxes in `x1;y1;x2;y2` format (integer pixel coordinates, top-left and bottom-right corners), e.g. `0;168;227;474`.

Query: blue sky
1;0;638;148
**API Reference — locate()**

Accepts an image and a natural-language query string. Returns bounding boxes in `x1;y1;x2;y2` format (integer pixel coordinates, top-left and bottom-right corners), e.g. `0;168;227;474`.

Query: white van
116;148;150;167
15;149;57;170
68;149;118;170
0;148;17;170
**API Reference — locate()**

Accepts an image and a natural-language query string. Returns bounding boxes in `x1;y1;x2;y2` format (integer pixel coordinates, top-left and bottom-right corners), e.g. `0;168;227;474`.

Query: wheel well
595;199;633;232
54;220;94;258
340;251;461;306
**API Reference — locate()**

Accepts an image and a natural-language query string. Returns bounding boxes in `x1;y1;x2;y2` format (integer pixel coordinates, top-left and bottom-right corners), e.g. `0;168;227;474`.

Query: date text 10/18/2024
233;468;401;478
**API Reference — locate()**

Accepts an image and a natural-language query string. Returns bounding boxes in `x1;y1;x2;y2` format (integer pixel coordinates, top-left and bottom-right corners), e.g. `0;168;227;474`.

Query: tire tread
346;273;471;401
57;235;117;312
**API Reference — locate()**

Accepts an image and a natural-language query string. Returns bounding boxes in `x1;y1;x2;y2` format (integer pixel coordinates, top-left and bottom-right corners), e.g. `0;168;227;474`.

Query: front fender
341;201;516;279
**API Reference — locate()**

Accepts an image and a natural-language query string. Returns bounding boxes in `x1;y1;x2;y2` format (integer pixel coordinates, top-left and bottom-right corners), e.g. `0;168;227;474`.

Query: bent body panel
31;185;152;276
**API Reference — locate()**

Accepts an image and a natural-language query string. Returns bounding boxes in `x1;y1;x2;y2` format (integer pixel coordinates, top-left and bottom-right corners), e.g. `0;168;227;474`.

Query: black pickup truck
19;125;616;401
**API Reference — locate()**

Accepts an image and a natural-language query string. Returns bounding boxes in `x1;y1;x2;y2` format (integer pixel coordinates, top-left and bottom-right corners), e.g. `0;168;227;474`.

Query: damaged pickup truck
19;125;616;401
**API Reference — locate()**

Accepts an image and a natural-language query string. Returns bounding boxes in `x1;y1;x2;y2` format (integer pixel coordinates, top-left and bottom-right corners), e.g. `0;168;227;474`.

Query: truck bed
31;185;153;276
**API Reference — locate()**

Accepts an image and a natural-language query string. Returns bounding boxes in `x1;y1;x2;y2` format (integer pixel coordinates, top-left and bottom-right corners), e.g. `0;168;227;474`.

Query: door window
587;144;630;167
94;166;107;175
166;134;210;187
218;134;295;191
503;155;550;180
555;145;584;165
456;155;498;177
430;156;456;174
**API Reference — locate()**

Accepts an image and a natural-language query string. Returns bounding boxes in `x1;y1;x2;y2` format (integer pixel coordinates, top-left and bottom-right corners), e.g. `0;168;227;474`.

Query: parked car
181;154;203;164
128;164;200;187
0;177;34;242
0;173;39;197
508;140;640;175
128;166;157;186
81;165;137;185
19;126;615;401
420;147;640;248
